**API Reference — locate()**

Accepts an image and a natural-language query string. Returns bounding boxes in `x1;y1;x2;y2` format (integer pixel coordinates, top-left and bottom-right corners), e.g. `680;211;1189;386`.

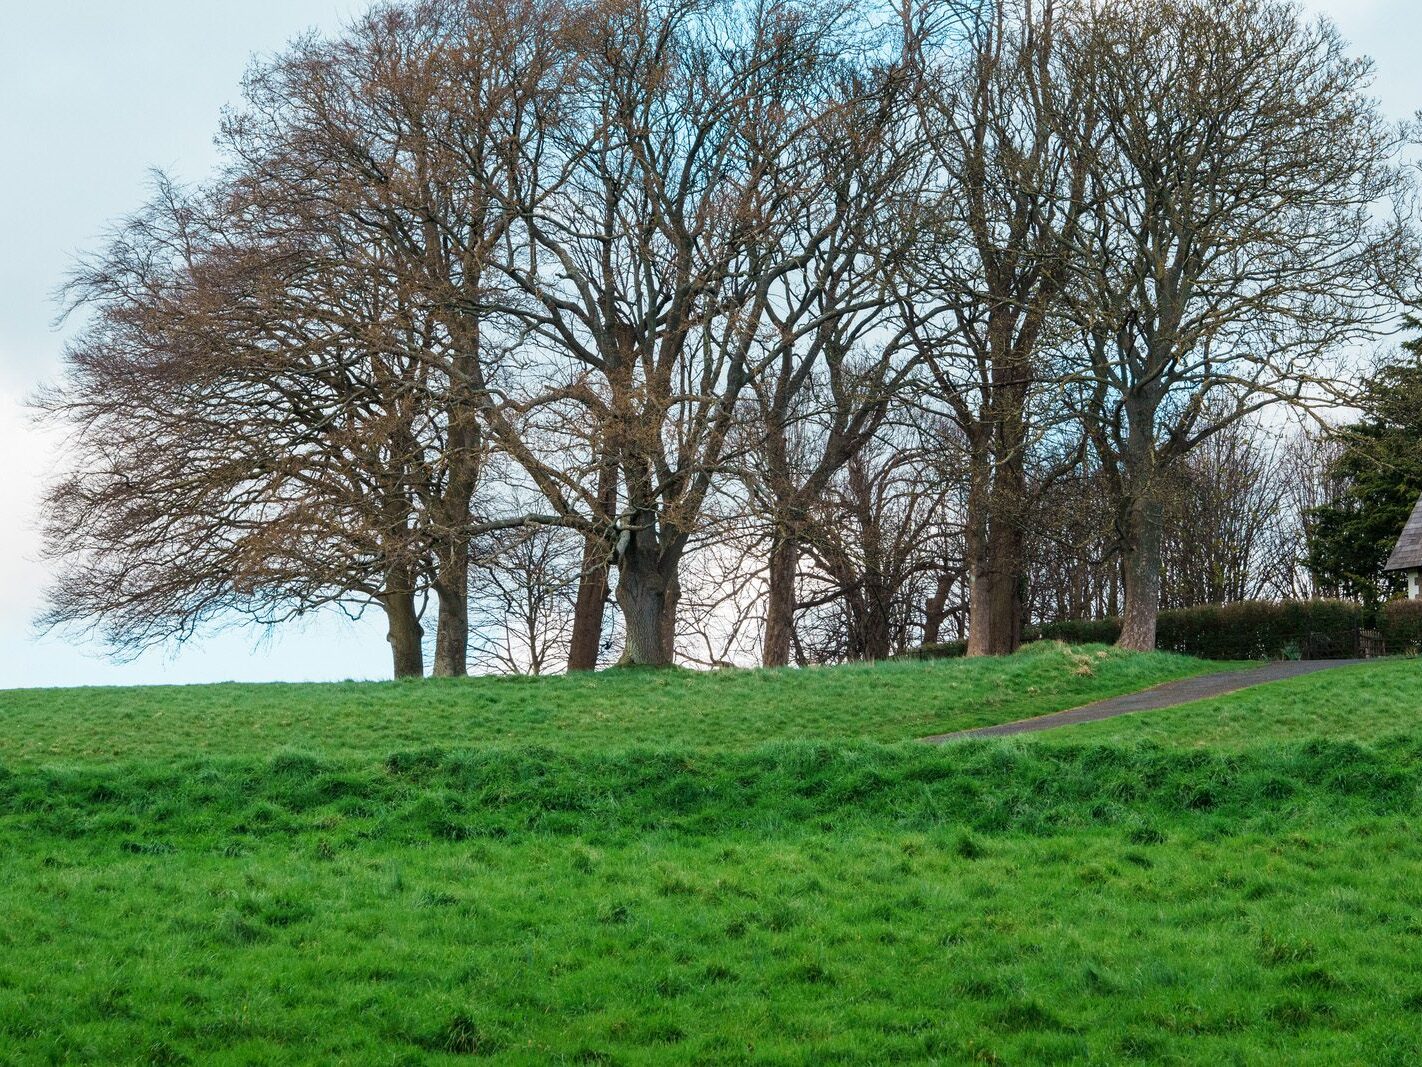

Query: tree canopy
1308;330;1422;605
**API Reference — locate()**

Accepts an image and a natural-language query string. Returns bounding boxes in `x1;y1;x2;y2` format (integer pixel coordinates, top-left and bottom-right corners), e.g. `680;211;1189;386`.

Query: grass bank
6;815;1422;1064
1041;656;1422;749
3;648;1420;1063
0;644;1219;764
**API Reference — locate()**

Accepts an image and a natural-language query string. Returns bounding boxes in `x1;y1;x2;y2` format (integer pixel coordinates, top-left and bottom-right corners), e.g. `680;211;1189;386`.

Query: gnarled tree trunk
614;511;683;667
431;548;469;677
861;586;893;661
382;589;425;678
616;557;678;666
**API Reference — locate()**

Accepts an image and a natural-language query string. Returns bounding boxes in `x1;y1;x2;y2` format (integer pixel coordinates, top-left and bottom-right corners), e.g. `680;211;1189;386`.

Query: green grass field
1038;656;1422;749
3;645;1422;1064
0;643;1220;764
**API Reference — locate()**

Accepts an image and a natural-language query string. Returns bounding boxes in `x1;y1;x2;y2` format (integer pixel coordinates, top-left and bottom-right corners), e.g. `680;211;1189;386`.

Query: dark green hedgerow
1031;599;1367;660
1382;599;1422;654
4;737;1419;850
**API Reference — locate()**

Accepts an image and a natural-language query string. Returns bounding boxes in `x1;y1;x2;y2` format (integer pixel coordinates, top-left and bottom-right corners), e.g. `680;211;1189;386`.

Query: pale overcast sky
0;0;1417;688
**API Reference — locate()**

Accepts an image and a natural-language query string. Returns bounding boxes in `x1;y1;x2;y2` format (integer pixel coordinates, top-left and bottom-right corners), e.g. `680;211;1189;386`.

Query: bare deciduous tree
473;0;917;664
900;0;1089;656
1058;0;1416;649
40;181;456;676
37;0;1417;677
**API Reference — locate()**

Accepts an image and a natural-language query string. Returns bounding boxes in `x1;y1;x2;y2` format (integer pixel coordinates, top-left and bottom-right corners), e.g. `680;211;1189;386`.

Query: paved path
921;659;1367;743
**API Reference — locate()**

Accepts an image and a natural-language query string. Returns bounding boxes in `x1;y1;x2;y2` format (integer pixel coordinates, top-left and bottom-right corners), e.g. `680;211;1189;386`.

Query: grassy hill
2;646;1421;1064
0;643;1218;764
1036;656;1422;749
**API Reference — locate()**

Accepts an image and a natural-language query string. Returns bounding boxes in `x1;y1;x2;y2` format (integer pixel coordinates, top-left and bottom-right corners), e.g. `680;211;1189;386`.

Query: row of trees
38;0;1419;677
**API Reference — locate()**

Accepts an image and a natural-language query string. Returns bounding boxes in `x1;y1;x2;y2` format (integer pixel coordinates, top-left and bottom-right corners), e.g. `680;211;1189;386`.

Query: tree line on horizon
34;0;1422;678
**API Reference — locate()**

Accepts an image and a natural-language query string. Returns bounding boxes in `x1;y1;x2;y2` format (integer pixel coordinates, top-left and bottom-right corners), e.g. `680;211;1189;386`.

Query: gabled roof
1385;493;1422;572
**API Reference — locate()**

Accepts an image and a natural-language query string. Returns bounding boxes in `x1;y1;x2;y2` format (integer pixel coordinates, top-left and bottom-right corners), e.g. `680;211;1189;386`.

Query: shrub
1031;618;1123;645
895;640;968;661
1155;600;1360;661
1031;600;1363;661
1380;600;1422;655
907;600;1369;661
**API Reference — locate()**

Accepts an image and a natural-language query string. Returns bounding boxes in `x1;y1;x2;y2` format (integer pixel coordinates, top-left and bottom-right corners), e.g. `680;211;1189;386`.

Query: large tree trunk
762;531;798;667
923;569;955;647
966;504;1024;655
567;554;611;671
964;453;994;657
568;463;618;671
983;353;1029;655
614;510;682;667
984;515;1025;653
432;315;481;678
615;556;677;666
967;317;1033;657
382;590;425;679
862;600;892;661
1117;496;1164;651
860;561;893;661
431;547;469;678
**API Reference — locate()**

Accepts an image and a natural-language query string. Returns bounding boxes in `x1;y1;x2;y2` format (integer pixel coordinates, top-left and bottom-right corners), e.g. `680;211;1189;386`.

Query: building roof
1385;493;1422;572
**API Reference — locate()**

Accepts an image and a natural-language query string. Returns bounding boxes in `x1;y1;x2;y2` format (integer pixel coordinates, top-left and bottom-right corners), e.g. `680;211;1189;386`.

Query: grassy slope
0;644;1220;764
5;740;1422;1064
4;648;1422;1064
1040;657;1422;748
7;819;1422;1064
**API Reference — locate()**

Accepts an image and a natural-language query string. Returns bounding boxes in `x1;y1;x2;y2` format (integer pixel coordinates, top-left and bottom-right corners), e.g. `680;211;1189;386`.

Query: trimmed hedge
1025;618;1122;646
1158;600;1360;660
1381;600;1422;655
895;640;968;661
1031;599;1364;660
900;598;1422;661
